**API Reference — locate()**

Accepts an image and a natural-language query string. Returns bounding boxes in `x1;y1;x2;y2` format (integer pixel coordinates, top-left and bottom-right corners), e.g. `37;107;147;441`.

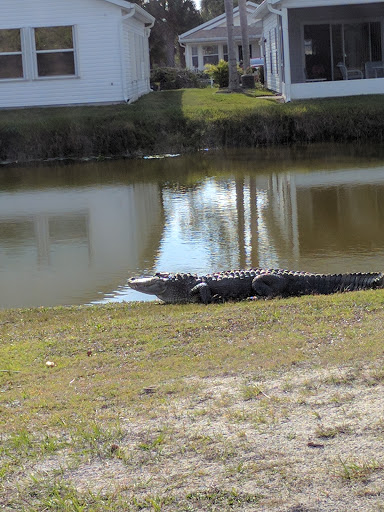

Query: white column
281;7;292;101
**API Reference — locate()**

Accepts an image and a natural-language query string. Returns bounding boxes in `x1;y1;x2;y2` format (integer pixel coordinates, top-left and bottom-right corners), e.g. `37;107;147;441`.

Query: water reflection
0;183;164;308
1;144;384;308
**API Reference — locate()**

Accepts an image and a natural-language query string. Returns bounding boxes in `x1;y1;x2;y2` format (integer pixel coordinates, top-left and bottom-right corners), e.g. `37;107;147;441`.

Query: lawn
1;291;384;510
2;88;384;164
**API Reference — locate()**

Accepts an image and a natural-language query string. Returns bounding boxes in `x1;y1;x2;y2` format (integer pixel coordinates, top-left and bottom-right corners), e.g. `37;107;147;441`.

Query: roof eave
103;0;155;24
179;34;262;43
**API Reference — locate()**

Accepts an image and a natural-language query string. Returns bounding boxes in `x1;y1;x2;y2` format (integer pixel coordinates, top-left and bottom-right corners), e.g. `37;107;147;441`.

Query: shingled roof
179;1;261;43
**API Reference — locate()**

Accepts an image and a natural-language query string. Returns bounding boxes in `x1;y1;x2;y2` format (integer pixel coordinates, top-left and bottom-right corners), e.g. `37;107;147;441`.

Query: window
191;46;198;68
34;26;75;77
0;29;23;79
238;44;253;62
269;31;273;74
223;44;228;62
203;45;219;65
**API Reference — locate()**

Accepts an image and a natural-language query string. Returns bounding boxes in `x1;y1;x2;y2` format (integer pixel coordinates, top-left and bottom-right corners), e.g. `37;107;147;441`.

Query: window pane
202;45;218;56
0;29;21;52
35;26;73;50
37;52;75;76
344;23;368;69
191;46;198;56
192;56;198;68
0;54;23;78
203;55;218;65
223;45;228;61
370;22;382;61
330;24;342;80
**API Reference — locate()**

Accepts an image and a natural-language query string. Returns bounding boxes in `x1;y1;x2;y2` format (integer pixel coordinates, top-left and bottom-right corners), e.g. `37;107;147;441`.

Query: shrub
205;60;230;88
150;67;208;90
205;60;243;88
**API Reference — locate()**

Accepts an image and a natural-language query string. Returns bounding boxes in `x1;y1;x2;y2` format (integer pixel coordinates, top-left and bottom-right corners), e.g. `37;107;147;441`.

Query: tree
238;0;250;71
200;0;238;22
143;0;202;67
224;0;239;91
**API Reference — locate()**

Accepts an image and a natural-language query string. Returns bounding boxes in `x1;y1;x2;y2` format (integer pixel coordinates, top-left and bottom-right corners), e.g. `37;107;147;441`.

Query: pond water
1;144;384;309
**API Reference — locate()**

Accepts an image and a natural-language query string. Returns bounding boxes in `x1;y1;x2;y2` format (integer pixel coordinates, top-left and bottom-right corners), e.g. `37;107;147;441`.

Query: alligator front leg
190;282;212;304
252;274;288;298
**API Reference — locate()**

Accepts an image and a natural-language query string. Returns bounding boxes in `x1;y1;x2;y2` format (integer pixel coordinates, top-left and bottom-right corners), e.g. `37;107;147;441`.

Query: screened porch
303;21;383;82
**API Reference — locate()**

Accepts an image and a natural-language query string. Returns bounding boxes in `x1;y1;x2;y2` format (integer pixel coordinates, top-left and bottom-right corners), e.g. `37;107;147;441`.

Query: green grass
1;88;384;163
2;291;384;509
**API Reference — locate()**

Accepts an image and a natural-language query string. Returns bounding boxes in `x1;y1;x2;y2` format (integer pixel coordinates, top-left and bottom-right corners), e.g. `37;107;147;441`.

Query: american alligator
128;269;384;304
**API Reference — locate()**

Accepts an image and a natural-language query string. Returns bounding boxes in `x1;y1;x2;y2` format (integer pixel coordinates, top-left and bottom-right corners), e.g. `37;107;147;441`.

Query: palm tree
224;0;239;91
238;0;250;72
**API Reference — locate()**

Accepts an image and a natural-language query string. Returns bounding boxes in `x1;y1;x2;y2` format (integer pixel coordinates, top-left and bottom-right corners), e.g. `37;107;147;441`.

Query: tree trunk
238;0;250;72
164;28;176;67
224;0;239;91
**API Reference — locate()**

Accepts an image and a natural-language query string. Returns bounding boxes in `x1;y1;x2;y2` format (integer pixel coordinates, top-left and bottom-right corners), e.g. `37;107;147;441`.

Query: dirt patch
4;362;384;511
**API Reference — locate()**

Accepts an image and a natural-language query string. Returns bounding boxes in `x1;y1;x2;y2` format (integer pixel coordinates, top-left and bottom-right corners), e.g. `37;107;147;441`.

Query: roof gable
179;1;259;40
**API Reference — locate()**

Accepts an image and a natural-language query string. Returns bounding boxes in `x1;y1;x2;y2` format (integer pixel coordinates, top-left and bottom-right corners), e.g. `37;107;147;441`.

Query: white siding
121;16;151;102
0;0;152;108
263;12;282;93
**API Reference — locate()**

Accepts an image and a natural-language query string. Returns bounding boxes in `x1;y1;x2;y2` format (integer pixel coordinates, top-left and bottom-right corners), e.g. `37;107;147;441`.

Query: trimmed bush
150;67;208;90
204;60;243;88
205;60;230;88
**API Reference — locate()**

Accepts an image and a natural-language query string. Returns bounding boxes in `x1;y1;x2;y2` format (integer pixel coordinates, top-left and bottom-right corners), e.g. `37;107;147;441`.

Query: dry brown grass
1;291;384;510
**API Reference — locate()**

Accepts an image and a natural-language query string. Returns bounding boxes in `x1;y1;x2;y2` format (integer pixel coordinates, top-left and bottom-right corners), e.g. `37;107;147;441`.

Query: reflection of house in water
246;167;384;272
0;184;164;308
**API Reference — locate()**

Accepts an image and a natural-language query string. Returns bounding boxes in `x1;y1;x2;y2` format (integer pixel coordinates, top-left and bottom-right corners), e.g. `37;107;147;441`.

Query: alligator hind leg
190;282;212;304
252;274;288;298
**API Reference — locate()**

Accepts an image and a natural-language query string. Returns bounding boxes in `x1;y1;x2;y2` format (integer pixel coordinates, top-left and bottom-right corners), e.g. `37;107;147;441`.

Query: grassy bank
1;88;384;164
1;291;384;510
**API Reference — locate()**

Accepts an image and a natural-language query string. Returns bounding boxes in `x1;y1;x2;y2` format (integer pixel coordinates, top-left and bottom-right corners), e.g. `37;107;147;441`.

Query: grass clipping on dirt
1;291;384;511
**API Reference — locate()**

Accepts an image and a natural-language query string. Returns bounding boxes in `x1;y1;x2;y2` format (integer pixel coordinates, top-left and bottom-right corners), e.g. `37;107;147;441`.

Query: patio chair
365;61;384;79
336;62;363;80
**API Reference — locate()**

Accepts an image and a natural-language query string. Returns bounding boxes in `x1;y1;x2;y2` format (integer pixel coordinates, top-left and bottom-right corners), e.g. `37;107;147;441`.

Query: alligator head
128;272;199;303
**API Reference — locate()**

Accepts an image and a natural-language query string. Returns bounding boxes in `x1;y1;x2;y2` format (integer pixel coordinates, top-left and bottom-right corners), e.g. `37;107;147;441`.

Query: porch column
198;46;204;71
218;44;225;61
281;7;292;102
184;45;192;69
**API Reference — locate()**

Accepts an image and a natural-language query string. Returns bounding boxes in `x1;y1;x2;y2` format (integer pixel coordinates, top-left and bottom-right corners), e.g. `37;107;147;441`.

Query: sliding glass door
304;21;382;81
304;24;331;80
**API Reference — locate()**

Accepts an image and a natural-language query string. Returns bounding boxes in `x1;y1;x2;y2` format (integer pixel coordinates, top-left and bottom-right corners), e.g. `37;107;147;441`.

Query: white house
0;0;155;108
179;2;263;71
253;0;384;101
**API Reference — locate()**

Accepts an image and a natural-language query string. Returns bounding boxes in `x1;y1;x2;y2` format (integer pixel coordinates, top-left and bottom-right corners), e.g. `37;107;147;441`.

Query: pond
1;143;384;309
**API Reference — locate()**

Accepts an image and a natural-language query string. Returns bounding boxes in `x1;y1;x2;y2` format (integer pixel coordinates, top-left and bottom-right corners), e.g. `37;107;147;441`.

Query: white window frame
32;25;78;80
191;46;199;68
202;45;219;66
0;28;25;81
0;25;79;82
